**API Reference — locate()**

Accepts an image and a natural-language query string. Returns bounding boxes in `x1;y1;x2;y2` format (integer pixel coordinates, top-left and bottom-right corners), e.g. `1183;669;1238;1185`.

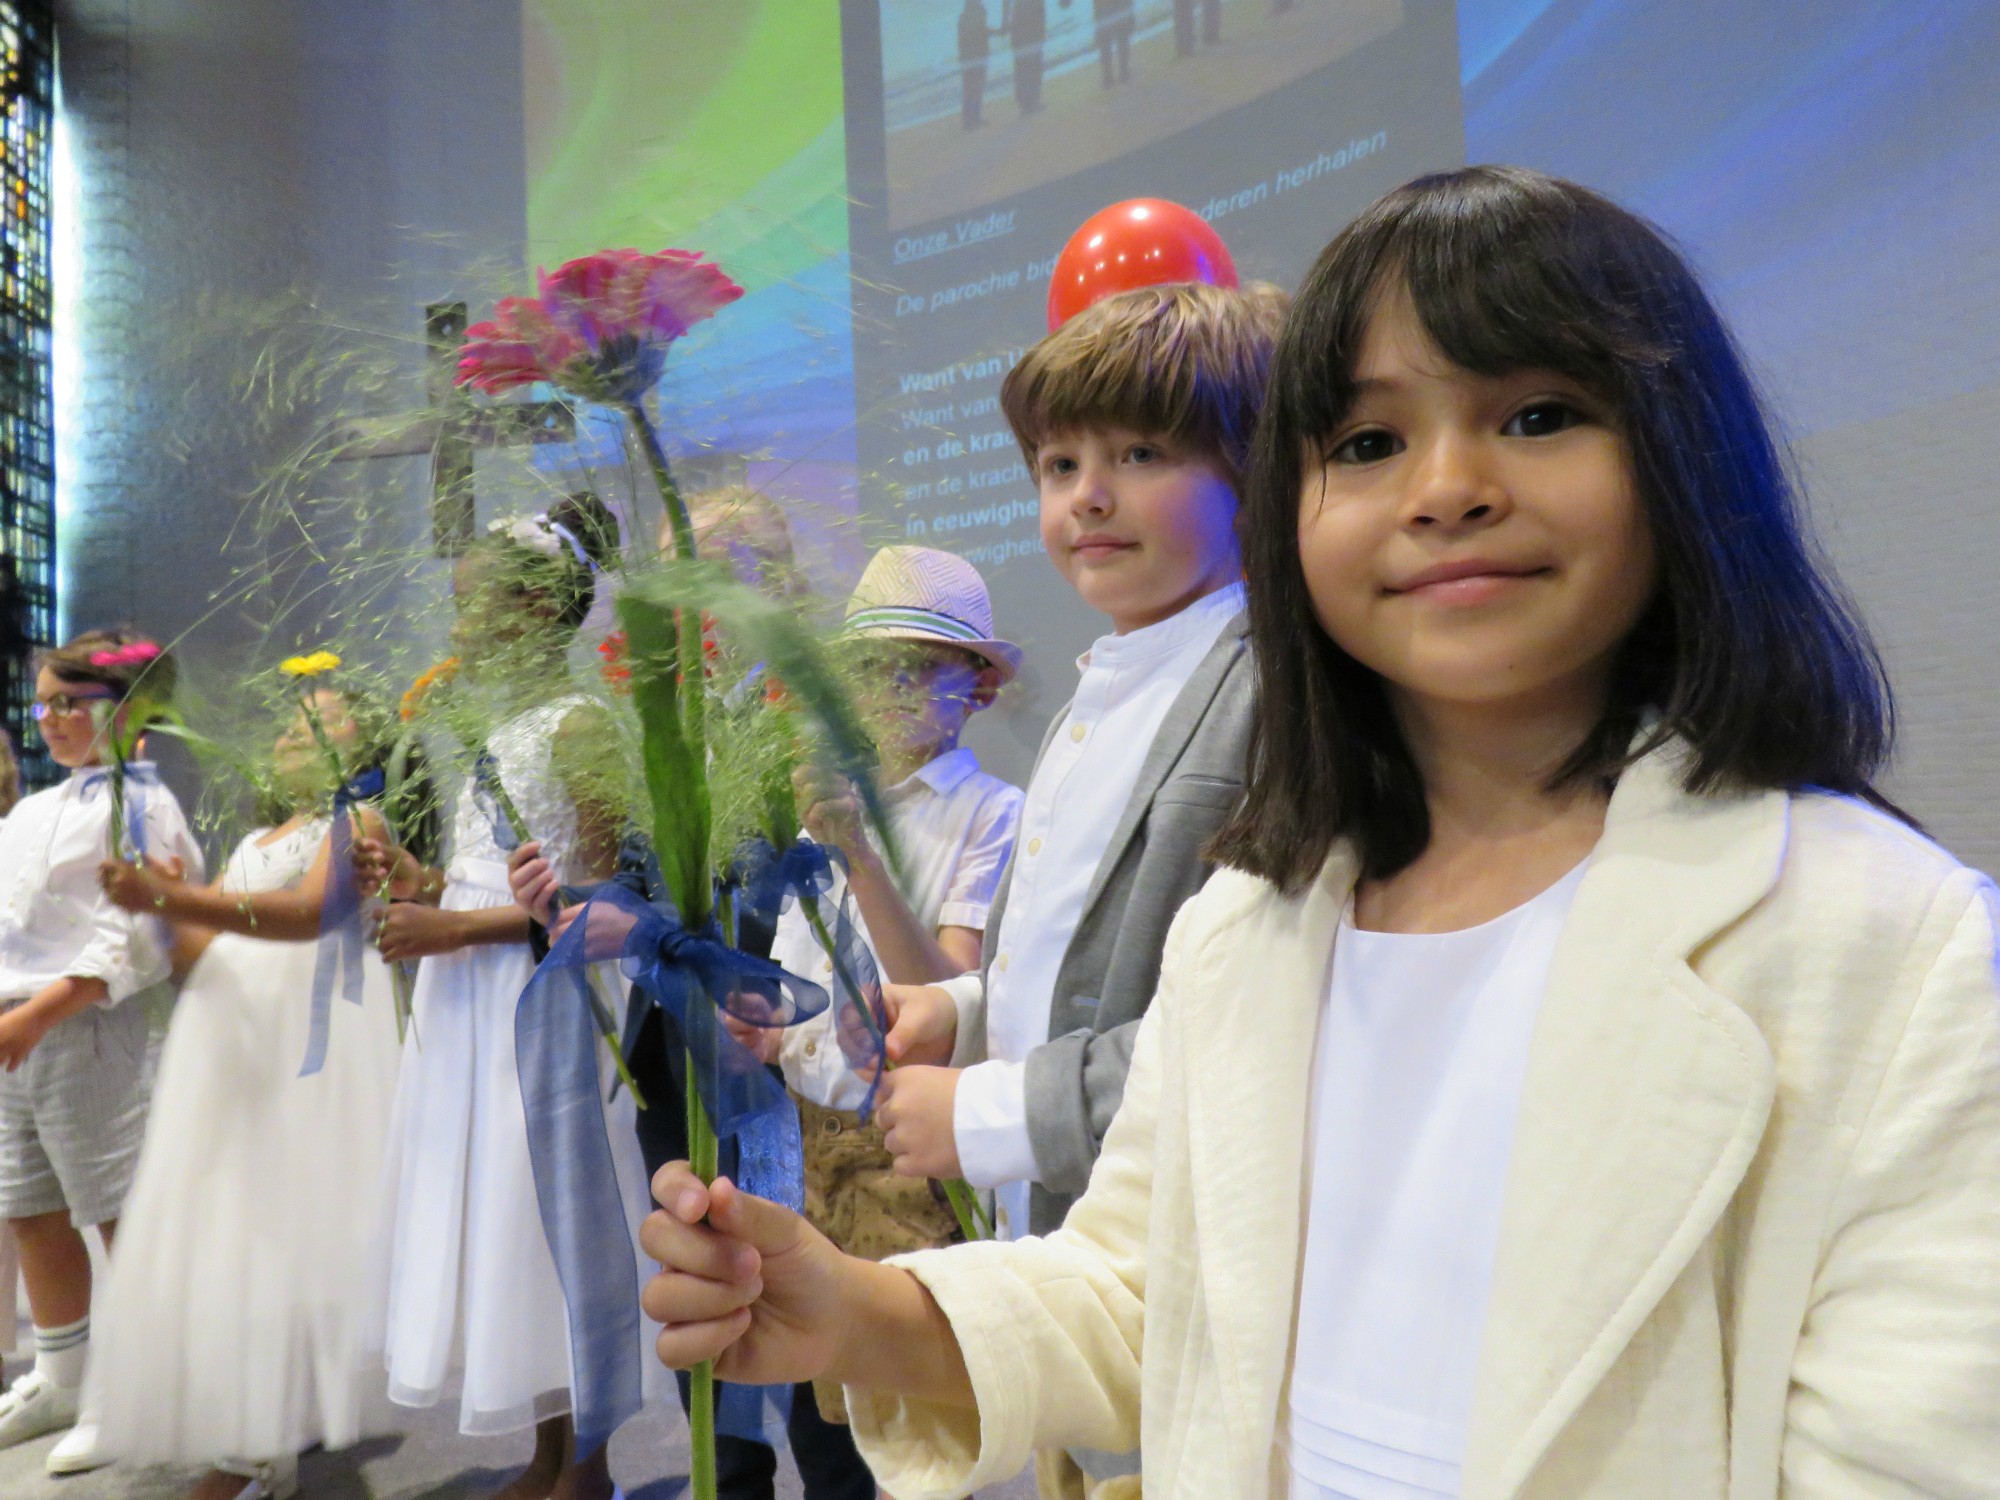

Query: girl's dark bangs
1397;220;1640;404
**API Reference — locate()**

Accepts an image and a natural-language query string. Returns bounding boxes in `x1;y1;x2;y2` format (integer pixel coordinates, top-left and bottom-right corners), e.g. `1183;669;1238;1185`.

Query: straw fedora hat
843;546;1023;684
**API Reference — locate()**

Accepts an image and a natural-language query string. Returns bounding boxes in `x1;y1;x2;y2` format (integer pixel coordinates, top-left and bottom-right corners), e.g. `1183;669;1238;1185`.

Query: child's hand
374;902;467;962
641;1164;853;1382
97;853;186;912
875;1065;963;1178
354;836;423;901
0;1006;50;1071
507;841;559;925
792;767;871;864
550;898;636;959
721;995;784;1065
881;982;958;1065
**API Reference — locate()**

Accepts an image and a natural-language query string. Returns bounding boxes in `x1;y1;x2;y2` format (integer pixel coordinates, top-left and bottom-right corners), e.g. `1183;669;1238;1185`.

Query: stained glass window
0;1;52;787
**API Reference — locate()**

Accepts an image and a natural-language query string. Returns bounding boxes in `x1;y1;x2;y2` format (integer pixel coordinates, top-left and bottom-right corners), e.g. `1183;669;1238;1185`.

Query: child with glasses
0;628;203;1458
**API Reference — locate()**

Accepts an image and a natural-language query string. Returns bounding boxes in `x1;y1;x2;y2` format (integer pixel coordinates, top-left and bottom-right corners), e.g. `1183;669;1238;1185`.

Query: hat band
843;605;987;645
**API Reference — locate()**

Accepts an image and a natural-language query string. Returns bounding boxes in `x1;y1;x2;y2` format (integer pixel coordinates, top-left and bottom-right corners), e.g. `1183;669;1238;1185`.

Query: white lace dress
92;818;402;1462
368;700;659;1436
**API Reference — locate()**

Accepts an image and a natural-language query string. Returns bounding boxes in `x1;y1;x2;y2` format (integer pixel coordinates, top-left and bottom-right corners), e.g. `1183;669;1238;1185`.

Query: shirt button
1027;837;1043;856
996;953;1010;972
1069;723;1087;742
803;1039;818;1058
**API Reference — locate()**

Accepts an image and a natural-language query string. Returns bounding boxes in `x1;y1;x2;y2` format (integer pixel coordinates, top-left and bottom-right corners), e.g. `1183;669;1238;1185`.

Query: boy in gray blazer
874;281;1284;1250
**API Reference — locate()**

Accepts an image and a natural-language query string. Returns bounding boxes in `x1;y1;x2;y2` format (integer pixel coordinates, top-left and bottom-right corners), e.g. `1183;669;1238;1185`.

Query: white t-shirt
0;763;205;1005
1286;861;1588;1500
770;747;1022;1111
953;582;1246;1238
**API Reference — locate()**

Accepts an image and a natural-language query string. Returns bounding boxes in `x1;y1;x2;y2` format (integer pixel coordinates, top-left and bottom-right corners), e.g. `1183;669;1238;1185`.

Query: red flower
456;249;744;403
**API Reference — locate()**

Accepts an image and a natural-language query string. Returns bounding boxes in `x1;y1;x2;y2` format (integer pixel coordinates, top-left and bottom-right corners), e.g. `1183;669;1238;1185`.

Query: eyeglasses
31;690;115;721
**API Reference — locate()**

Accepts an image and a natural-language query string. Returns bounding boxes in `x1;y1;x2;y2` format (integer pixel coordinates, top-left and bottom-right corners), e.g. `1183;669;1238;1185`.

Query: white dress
369;700;660;1436
92;818;402;1462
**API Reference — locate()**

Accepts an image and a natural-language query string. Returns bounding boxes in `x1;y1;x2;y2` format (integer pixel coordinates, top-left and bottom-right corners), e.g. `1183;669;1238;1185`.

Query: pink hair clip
89;641;163;668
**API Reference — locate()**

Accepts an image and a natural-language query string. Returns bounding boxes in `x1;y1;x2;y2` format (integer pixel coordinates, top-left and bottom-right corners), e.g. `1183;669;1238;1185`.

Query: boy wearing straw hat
735;545;1024;1435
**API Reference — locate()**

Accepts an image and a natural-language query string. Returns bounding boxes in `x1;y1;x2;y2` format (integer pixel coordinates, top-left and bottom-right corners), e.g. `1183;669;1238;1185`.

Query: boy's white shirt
0;765;205;1004
951;582;1245;1233
847;740;2000;1500
771;746;1022;1110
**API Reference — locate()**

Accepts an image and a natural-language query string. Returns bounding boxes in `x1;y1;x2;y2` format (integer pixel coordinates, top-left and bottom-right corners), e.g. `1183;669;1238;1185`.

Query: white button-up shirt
0;764;205;1005
771;747;1023;1110
953;583;1246;1236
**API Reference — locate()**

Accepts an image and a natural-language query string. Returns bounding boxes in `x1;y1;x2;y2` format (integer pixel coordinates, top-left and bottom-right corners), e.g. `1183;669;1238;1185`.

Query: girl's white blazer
849;742;2000;1499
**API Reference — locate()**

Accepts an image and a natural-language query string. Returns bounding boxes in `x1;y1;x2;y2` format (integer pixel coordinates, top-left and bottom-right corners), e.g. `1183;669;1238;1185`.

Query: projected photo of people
878;0;1406;229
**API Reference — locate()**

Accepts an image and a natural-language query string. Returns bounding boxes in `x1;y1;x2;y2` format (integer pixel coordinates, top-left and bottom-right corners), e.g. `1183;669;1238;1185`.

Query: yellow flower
280;650;342;678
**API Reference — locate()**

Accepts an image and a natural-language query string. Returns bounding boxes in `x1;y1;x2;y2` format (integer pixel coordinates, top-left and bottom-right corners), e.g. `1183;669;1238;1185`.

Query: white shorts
0;1000;153;1226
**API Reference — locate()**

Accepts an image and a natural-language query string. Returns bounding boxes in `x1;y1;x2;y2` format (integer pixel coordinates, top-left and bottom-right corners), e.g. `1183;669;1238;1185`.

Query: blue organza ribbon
79;759;160;859
515;882;830;1457
737;837;892;1121
300;767;386;1078
473;750;521;852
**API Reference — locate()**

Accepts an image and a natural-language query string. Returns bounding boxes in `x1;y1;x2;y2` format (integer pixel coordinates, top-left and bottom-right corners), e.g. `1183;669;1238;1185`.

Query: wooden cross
322;302;577;555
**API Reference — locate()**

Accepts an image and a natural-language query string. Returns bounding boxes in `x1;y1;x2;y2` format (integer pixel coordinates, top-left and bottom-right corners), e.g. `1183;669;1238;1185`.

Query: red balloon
1046;199;1240;331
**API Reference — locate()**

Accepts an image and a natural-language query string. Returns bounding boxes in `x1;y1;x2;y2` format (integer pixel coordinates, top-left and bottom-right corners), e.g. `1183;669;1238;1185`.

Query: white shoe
45;1418;111;1475
0;1369;80;1450
215;1454;300;1500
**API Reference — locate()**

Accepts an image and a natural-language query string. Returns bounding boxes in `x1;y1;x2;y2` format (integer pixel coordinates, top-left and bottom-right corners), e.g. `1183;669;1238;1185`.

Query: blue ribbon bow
300;766;386;1078
515;882;831;1457
736;837;839;928
79;760;161;860
737;837;892;1122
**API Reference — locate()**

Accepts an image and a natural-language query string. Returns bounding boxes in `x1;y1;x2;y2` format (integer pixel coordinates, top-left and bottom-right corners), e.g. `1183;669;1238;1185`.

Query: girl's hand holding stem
354;835;430;902
641;1163;974;1404
97;853;188;913
506;841;561;925
375;902;474;962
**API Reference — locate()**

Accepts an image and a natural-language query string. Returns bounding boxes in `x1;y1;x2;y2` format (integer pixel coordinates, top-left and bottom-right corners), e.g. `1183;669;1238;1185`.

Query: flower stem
798;903;989;1242
681;888;733;1500
623;399;707;781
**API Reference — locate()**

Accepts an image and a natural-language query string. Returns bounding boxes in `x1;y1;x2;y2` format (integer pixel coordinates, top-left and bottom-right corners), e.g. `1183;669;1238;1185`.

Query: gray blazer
954;614;1254;1235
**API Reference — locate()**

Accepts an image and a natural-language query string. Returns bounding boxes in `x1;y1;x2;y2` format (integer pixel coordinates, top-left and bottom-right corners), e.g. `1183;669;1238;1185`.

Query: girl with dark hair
83;683;438;1498
355;494;651;1500
635;168;2000;1500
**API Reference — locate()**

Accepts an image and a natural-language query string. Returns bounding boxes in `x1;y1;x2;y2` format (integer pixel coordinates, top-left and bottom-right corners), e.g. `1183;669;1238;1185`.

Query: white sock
33;1316;88;1390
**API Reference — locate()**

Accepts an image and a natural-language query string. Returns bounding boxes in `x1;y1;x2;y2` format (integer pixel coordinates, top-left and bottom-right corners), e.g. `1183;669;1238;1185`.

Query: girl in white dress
357;496;650;1500
90;684;440;1500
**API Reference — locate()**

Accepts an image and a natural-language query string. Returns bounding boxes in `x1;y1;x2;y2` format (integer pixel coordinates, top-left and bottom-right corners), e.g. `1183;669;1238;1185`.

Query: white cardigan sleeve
1783;870;2000;1497
845;906;1185;1497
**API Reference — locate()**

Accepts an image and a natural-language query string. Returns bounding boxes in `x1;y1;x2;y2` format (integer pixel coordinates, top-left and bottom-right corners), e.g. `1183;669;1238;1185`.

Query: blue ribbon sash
474;750;521;852
515;882;831;1457
301;767;386;1078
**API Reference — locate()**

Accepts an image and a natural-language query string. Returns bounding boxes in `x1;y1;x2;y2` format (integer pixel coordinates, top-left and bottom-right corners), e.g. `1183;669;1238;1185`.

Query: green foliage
614;556;898;919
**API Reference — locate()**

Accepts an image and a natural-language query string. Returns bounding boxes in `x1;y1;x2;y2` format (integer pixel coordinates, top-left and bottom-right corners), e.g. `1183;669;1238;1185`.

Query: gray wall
57;0;527;700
